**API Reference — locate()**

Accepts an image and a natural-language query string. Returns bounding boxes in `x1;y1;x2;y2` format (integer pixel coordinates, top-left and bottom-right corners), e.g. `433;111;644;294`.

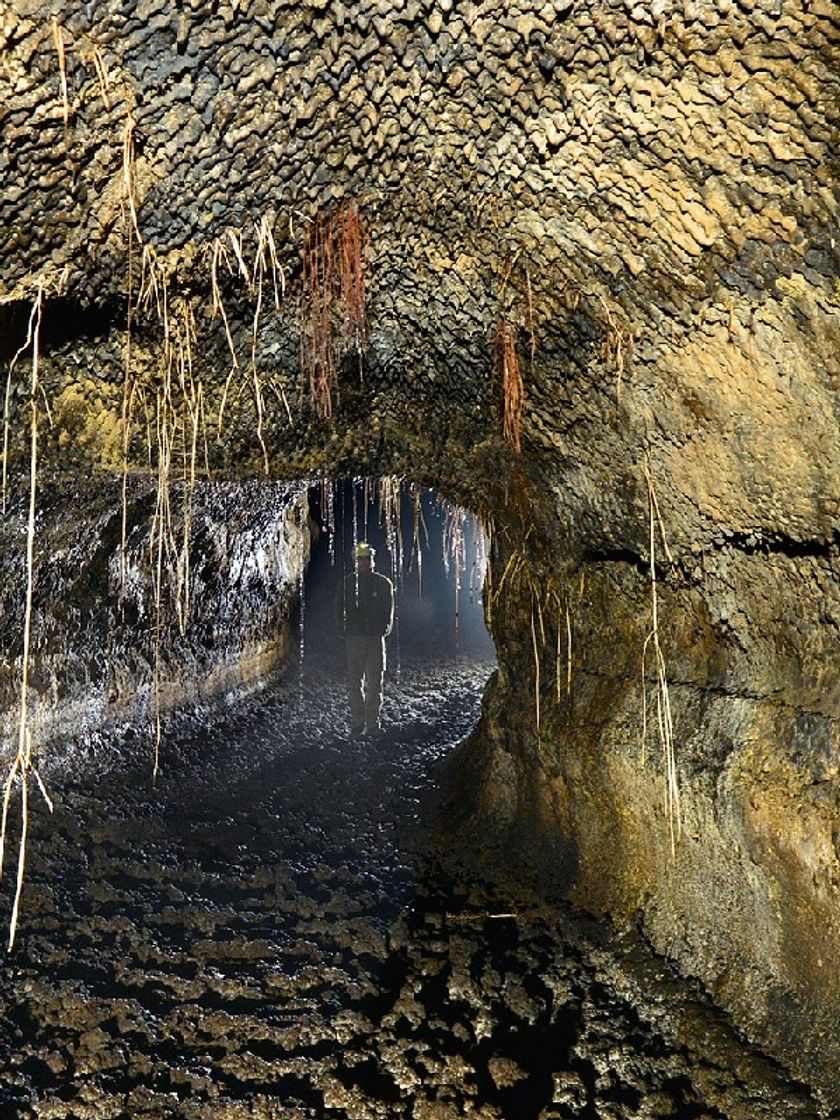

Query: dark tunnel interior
295;479;497;698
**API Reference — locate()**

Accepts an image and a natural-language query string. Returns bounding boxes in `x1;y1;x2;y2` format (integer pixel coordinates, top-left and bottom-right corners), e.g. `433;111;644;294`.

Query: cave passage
297;479;496;703
0;484;821;1119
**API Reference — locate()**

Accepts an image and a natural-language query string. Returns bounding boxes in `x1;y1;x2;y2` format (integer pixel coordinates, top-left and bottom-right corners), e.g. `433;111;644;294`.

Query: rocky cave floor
0;651;825;1120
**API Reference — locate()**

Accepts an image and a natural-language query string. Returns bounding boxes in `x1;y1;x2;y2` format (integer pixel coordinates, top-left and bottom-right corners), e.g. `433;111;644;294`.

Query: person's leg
345;636;366;733
363;637;385;731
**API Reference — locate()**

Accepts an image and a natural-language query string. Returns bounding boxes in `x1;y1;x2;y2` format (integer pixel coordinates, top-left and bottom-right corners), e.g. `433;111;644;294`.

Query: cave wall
458;543;840;1105
0;474;309;775
1;0;839;1107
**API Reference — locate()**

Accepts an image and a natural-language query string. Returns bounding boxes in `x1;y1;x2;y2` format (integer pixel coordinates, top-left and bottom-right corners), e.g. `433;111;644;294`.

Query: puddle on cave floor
0;653;822;1120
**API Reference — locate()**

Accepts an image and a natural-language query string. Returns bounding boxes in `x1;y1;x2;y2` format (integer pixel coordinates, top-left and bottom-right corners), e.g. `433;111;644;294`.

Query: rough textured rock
0;656;822;1118
0;474;309;769
0;0;838;1107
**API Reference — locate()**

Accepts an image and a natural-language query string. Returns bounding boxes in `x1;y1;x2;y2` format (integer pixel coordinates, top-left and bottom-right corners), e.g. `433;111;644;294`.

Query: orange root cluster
495;319;524;455
300;200;368;419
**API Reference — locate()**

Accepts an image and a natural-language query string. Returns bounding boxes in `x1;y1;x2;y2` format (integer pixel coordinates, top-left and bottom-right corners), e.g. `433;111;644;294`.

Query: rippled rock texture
0;658;823;1119
1;0;838;1106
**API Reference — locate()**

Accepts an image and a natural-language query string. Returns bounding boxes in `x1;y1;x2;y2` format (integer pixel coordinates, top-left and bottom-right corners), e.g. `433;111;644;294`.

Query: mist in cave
297;479;496;701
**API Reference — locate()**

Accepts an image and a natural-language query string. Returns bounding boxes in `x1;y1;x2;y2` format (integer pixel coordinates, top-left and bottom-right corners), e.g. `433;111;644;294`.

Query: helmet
355;541;375;559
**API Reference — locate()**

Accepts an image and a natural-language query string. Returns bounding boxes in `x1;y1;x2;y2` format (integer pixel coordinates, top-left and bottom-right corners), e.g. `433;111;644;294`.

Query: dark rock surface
0;654;822;1120
0;0;838;1104
0;475;308;763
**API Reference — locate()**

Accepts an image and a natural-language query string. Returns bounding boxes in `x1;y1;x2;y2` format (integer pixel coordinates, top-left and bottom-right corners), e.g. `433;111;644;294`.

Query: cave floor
0;654;822;1120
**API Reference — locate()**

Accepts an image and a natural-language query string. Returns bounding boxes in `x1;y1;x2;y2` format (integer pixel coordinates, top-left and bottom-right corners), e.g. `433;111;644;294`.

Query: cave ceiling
0;0;837;553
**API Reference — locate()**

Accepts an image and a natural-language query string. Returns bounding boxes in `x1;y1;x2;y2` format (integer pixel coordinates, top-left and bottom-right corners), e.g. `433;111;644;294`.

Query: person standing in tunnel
335;542;395;736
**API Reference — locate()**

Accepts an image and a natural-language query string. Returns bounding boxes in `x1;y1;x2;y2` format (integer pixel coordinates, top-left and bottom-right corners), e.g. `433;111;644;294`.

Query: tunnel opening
259;475;502;868
295;477;496;699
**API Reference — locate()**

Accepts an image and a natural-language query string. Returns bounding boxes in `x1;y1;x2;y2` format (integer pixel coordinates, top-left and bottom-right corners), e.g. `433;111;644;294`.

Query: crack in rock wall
1;0;839;1107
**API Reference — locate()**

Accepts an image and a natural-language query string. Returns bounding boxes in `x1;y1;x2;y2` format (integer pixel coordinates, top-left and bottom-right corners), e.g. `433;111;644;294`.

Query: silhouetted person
335;542;394;736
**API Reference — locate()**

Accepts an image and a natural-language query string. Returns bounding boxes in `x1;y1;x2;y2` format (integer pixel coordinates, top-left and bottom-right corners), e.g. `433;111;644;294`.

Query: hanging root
555;276;634;402
118;255;136;598
441;500;468;646
301;211;334;418
172;299;202;635
114;216;293;782
211;237;239;371
493;252;536;455
469;519;489;605
407;484;429;593
128;254;206;777
378;476;403;577
212;218;290;448
495;319;524;454
531;603;541;734
121;116;142;245
53;20;116;121
52;18;70;130
0;284;53;951
2;354;17;516
84;38;111;107
250;220;281;473
210;237;239;437
565;602;572;696
593;293;634;403
228;229;251;287
255;214;285;311
524;264;537;370
300;200;368;419
117;215;295;779
337;200;367;357
553;591;573;702
641;457;681;859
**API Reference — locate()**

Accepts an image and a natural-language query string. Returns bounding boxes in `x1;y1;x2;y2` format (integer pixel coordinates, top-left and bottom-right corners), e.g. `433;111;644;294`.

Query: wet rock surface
0;475;309;762
0;655;822;1120
0;0;838;1091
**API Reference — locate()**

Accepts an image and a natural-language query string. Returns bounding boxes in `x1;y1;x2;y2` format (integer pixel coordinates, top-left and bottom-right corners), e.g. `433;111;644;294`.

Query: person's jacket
336;570;394;638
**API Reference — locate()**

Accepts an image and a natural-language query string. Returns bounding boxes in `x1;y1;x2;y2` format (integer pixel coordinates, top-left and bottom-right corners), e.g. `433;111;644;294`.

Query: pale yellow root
1;285;53;951
641;457;681;858
52;19;70;129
